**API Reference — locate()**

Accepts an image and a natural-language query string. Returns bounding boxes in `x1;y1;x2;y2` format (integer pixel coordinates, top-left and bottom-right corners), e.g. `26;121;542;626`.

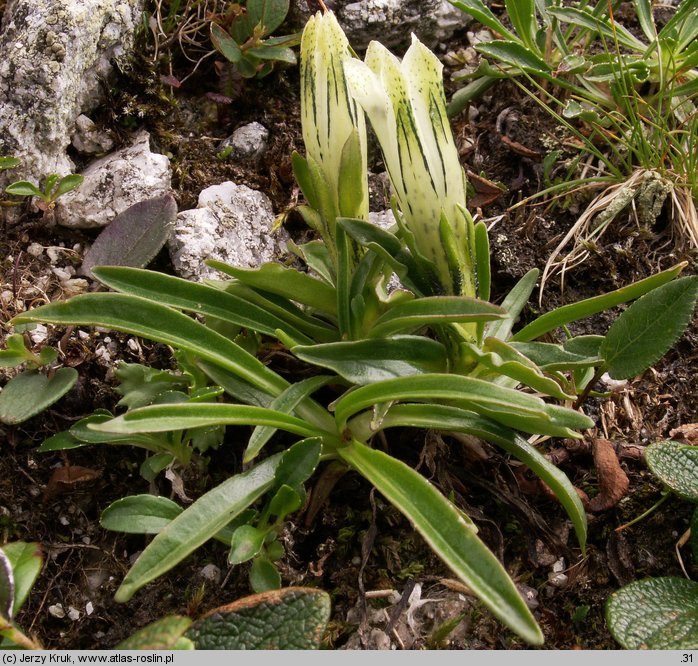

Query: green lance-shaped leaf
0;334;36;368
228;525;267;565
645;441;698;502
293;336;448;385
547;6;645;51
368;296;506;338
245;376;331;463
600;276;698;380
100;495;184;534
88;403;329;441
335;373;592;438
463;337;574;400
115;453;282;602
485;269;539;341
12;293;289;399
475;41;551;74
54;174;83;198
448;0;518;42
0;368;78;425
339;440;543;644
247;0;290;38
606;577;698;649
5;181;42;198
510;340;602;371
211;23;242;63
207;260;338;316
91;266;314;345
512;262;687;342
274;437;323;491
0;542;43;618
504;0;538;50
359;403;586;550
115;616;194;650
186;587;331;650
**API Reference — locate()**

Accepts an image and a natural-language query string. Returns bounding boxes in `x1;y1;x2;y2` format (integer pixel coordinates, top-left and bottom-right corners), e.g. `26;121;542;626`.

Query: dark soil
1;2;698;650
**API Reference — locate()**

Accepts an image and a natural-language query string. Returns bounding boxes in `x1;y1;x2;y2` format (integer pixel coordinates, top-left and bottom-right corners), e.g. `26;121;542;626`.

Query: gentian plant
8;11;698;645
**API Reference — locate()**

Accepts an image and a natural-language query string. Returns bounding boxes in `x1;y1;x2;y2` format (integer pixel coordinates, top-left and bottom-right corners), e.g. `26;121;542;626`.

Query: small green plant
448;0;698;291
5;173;84;212
209;0;299;79
606;438;698;649
8;11;698;646
0;332;78;426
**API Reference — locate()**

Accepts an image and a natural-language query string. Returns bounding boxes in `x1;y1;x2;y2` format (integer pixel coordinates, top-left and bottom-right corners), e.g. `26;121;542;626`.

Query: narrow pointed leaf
275;437;322;490
486;269;539;341
476;41;551;73
600;276;698;379
12;294;289;397
115;453;282;602
100;495;183;534
92;267;314;344
293;336;448;385
339;440;543;644
449;0;518;42
512;263;686;342
368;297;506;338
211;23;242;63
510;341;601;370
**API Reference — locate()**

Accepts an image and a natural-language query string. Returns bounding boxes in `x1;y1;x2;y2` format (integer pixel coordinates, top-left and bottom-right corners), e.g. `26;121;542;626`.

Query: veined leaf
368;297;506;338
505;0;538;50
449;0;518;42
115;454;282;602
600;276;698;379
547;6;645;50
510;340;601;370
100;495;183;534
292;336;448;385
512;263;686;342
606;577;698;649
207;260;337;315
0;368;78;425
92;267;315;344
116;616;193;650
646;441;698;501
339;440;543;644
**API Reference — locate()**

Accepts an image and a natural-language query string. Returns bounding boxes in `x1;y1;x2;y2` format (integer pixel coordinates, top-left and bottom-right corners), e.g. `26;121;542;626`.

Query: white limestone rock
55;131;172;229
0;0;143;189
169;181;289;281
71;114;115;154
219;122;269;160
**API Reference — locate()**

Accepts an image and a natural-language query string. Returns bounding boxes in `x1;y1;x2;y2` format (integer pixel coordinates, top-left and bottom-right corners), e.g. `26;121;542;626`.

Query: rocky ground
1;0;697;650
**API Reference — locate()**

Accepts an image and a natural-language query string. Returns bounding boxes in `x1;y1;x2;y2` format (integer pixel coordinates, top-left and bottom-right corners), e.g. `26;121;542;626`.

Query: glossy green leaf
606;577;698;649
474;221;491;303
208;260;337;316
100;495;183;534
336;373;592;438
228;525;267;565
115;453;282;602
0;157;20;170
464;337;573;400
275;437;322;490
486;269;539;341
476;41;551;73
92;267;314;345
268;484;302;518
250;558;281;592
115;616;193;650
0;542;42;616
293;336;448;385
547;6;645;50
512;263;686;342
0;368;78;425
5;181;42;198
449;0;517;42
211;23;242;63
364;404;587;550
186;588;330;649
634;0;656;42
245;376;331;463
12;293;289;398
600;276;698;379
509;341;600;370
339;440;543;644
0;334;34;368
88;403;327;441
54;174;84;198
505;0;538;50
196;361;272;408
646;441;698;501
114;363;189;409
247;45;296;64
247;0;289;35
69;412;162;449
368;297;506;338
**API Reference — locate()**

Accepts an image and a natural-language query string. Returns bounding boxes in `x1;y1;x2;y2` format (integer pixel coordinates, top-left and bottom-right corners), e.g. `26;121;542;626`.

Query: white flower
344;36;475;296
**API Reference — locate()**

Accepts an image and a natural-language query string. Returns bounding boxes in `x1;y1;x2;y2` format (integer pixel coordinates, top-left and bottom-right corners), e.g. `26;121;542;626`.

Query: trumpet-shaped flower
344;36;475;297
298;11;369;238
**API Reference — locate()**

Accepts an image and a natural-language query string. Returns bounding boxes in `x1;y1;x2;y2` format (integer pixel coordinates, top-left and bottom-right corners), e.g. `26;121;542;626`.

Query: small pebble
27;242;44;257
48;603;65;618
59;515;70;526
67;606;80;621
85;602;94;616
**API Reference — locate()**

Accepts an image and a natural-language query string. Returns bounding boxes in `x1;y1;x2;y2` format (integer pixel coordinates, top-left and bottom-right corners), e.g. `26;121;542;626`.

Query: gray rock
71;114;115;154
169;181;290;281
219;122;269;160
290;1;471;49
55;131;172;228
0;0;143;188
